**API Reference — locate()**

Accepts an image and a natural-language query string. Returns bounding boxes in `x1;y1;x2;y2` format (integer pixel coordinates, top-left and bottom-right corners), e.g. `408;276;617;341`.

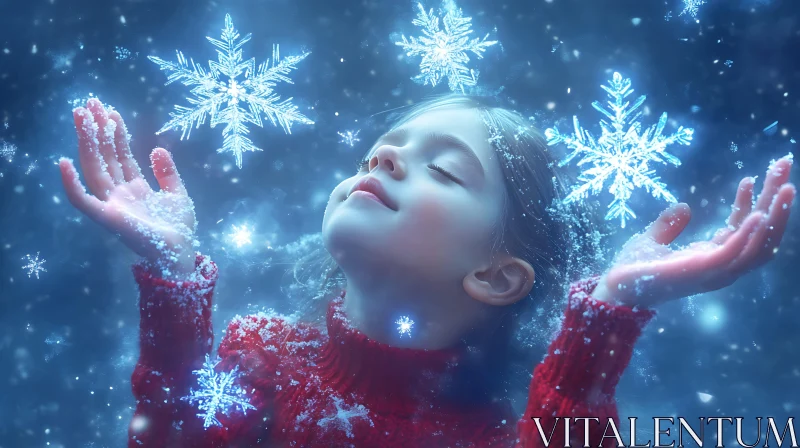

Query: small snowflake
664;11;673;21
337;130;361;147
1;141;16;162
228;223;253;248
545;72;693;228
149;14;314;168
395;1;498;93
182;354;256;429
22;252;47;279
724;59;733;67
396;316;414;337
729;142;738;153
679;0;706;18
317;396;373;439
736;160;744;169
25;160;38;175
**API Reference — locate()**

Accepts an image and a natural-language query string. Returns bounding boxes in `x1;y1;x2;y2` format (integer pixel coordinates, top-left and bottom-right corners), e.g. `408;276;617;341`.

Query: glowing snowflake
338;130;361;147
22;252;47;279
679;0;706;18
183;354;256;429
317;396;373;439
545;72;693;228
395;1;498;93
1;141;16;162
228;224;253;248
148;14;314;168
396;316;414;337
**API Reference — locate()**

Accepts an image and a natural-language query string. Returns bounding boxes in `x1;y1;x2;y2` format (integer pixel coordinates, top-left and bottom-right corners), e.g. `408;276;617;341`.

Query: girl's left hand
592;155;795;309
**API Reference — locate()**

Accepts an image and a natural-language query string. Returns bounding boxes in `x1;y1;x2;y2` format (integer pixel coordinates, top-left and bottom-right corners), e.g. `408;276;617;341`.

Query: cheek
397;192;494;260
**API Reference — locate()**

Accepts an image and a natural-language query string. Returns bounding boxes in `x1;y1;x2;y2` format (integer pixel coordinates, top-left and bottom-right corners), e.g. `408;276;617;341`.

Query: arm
516;276;655;448
128;254;219;446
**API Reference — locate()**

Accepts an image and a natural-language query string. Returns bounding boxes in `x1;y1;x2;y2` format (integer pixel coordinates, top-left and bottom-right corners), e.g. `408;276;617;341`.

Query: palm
594;156;796;308
103;178;196;260
59;99;196;271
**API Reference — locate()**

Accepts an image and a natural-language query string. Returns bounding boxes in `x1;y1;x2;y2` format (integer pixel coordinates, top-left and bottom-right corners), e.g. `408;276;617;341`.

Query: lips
348;177;397;210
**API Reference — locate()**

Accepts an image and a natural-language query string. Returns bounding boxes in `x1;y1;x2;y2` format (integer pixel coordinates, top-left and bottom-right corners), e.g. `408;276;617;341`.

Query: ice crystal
736;160;744;169
22;252;47;279
730;142;738;153
317;396;373;439
338;130;361;147
396;316;414;337
545;72;693;228
183;354;256;429
149;14;314;168
228;223;253;248
679;0;706;18
44;333;70;362
1;141;16;162
395;1;498;93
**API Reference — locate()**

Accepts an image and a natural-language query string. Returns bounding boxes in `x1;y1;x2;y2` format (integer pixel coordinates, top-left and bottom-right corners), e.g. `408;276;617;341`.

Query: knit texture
128;256;656;447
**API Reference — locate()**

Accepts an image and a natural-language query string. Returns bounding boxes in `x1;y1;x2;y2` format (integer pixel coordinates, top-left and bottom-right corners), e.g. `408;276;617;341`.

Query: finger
712;177;755;244
642;203;691;245
751;183;796;267
701;212;764;274
725;212;769;275
150;148;187;196
754;156;793;213
74;107;115;200
59;158;106;223
108;110;144;182
86;99;125;184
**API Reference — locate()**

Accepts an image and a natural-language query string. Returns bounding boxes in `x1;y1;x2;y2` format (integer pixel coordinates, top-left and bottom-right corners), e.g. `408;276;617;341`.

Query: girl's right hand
59;99;198;277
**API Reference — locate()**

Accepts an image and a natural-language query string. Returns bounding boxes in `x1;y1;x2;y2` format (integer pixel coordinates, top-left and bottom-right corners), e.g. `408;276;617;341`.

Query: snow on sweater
128;255;655;447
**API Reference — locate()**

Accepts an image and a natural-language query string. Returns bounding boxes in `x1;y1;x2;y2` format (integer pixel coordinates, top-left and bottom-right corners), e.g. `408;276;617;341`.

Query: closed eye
428;164;461;184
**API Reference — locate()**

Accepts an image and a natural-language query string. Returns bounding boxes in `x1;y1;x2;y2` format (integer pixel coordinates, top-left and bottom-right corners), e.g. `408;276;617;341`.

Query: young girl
58;96;794;448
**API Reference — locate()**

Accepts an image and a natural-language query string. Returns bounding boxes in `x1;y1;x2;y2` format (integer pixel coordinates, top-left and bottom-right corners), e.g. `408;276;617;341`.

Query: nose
368;145;405;179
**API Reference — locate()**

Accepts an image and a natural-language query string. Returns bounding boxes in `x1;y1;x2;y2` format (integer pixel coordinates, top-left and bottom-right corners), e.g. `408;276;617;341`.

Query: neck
341;269;472;350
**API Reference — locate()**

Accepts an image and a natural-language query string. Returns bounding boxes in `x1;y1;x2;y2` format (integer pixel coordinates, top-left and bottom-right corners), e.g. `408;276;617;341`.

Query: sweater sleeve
127;253;218;446
516;275;656;448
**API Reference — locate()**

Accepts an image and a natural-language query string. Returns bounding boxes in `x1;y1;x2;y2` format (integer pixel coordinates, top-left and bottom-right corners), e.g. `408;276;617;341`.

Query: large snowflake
148;14;314;169
182;354;256;429
395;1;498;93
679;0;706;18
545;72;694;228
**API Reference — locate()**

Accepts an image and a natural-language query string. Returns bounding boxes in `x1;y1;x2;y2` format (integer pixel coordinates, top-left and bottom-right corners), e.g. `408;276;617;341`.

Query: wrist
146;250;196;279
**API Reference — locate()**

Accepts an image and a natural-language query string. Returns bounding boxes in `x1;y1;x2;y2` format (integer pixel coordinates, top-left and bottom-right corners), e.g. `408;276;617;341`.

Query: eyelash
357;157;460;183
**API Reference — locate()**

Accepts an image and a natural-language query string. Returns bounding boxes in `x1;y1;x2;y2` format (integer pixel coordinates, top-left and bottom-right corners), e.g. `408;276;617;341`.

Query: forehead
394;107;493;162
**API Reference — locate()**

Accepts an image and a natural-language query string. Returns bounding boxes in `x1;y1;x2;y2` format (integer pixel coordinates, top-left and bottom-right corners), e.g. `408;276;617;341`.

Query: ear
462;255;535;307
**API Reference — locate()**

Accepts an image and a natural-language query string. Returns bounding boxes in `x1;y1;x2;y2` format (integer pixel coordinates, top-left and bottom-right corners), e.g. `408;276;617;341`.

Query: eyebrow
369;128;485;178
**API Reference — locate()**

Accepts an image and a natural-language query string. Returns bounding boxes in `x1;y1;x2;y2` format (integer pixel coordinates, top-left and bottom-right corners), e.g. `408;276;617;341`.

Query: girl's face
322;107;507;285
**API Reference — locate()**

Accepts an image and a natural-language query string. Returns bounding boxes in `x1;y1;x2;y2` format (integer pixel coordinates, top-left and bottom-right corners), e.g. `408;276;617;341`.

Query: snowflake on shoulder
183;354;256;429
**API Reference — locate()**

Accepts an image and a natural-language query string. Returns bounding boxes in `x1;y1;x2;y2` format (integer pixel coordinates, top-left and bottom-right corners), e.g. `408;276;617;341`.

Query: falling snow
149;14;314;168
228;224;253;248
22;252;47;279
545;71;694;228
396;316;414;337
395;1;498;93
183;354;256;429
1;141;16;162
317;396;373;439
337;130;361;147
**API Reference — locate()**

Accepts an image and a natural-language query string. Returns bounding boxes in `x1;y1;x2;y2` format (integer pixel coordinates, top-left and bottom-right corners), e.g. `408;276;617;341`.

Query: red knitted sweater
127;255;655;447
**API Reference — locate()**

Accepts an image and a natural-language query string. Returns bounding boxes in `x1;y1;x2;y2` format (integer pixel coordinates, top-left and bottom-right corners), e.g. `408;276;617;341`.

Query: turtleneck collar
316;291;470;416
